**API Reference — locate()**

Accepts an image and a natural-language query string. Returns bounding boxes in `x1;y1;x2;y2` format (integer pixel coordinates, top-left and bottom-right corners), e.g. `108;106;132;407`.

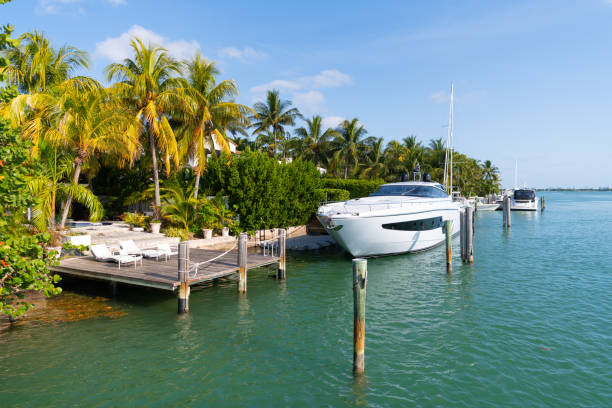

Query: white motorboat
317;182;462;257
510;189;538;211
477;202;500;211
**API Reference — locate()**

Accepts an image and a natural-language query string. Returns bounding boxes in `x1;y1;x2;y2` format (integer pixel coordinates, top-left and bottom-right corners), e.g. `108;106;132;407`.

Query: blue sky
3;0;612;188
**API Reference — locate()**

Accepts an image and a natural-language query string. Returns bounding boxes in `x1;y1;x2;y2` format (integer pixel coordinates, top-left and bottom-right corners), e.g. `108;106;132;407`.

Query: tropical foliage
0;21;502;316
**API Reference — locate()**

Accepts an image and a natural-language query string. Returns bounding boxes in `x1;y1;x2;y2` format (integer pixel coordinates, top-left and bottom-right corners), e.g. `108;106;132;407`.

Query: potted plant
195;201;217;240
121;212;146;231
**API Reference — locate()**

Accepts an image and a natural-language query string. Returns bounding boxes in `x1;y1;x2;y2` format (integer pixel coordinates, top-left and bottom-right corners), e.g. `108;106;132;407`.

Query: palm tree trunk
344;164;348;179
59;160;82;229
193;172;201;199
273;126;277;157
150;133;161;220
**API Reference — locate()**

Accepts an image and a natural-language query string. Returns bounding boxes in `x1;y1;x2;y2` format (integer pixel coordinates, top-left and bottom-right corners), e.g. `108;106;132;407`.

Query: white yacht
317;182;462;257
510;189;538;211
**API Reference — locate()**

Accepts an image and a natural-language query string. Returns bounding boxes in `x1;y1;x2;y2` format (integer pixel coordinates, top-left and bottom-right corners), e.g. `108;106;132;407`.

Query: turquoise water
1;192;611;407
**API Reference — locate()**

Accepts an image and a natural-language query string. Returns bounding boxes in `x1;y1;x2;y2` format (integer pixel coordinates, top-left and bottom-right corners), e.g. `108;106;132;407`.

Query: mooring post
110;281;117;298
444;219;453;273
237;233;248;294
177;241;190;314
459;210;466;262
541;196;546;212
277;228;286;280
503;196;511;228
352;258;367;376
466;206;474;264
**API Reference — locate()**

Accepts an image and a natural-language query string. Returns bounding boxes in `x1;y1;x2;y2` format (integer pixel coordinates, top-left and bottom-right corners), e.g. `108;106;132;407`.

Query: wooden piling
460;210;466;262
277;228;286;280
444;220;453;273
466;206;474;264
503;196;511;228
541;196;545;211
110;281;117;297
237;233;248;293
352;258;367;375
177;241;190;314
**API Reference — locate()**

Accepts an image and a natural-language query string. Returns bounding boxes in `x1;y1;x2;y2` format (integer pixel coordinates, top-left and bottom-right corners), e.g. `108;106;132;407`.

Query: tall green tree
333;118;368;179
1;30;88;94
106;38;190;220
361;137;385;179
28;146;102;232
250;89;301;156
294;115;336;168
179;53;251;198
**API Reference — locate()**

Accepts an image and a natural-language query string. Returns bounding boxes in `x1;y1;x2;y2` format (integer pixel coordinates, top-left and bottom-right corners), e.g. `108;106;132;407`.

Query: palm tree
294;115;337;168
361;137;385;179
1;30;88;93
106;38;190;220
160;185;199;232
481;159;500;193
333;118;368;179
253;130;275;155
251;89;301;156
28;147;102;232
179;54;251;198
383;140;407;180
4;78;136;229
403;135;425;176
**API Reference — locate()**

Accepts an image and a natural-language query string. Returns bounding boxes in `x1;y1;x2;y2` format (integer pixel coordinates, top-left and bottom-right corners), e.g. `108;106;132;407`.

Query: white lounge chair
91;244;143;269
141;249;167;261
157;243;178;261
119;240;143;256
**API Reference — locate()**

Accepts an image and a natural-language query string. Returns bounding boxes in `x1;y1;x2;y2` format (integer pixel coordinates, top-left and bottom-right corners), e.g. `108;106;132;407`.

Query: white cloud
293;91;325;116
250;79;301;94
219;47;267;63
322;116;345;129
430;91;449;104
305;69;353;89
95;25;199;62
37;0;124;14
250;69;352;95
37;0;81;14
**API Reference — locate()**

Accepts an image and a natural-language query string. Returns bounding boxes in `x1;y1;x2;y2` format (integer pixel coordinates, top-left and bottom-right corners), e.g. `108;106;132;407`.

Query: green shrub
203;151;321;232
314;188;350;203
321;178;385;198
161;226;193;242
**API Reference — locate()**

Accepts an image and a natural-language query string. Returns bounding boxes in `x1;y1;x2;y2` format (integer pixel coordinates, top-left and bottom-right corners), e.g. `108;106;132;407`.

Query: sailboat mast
514;160;518;190
443;83;454;191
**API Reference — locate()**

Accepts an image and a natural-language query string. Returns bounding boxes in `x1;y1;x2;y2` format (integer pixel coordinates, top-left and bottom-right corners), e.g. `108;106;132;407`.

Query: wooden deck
51;248;280;291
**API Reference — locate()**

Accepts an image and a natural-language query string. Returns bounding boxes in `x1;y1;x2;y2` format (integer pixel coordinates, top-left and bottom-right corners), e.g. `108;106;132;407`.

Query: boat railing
323;199;449;215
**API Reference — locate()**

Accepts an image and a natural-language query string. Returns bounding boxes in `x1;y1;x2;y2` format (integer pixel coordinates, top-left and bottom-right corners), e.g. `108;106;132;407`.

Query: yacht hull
318;207;461;257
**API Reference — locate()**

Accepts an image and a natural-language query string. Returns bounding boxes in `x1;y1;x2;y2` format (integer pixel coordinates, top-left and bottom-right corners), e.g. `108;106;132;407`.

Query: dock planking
51;248;280;291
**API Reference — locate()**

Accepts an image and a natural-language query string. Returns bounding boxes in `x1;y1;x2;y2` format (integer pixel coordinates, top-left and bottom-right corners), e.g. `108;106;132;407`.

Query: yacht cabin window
514;190;535;201
370;184;448;198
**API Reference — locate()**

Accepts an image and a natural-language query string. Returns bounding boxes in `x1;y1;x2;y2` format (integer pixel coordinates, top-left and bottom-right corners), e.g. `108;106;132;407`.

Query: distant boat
510;189;538;211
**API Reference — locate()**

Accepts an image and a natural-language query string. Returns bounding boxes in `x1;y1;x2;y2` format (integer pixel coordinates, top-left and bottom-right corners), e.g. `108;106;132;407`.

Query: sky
3;0;612;188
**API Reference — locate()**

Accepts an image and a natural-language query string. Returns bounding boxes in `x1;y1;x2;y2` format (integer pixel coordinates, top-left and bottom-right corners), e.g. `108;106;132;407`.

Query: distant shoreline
534;189;612;192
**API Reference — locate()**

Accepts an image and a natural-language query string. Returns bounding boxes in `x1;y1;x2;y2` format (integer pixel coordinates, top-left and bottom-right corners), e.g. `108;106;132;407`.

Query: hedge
314;188;350;203
202;151;321;231
320;178;385;198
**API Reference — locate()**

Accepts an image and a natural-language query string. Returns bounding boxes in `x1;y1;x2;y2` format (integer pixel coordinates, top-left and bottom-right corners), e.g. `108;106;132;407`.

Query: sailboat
315;83;462;257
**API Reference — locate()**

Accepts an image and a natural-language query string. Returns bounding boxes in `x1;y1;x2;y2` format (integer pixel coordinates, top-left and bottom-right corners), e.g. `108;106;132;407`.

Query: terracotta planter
150;222;161;234
202;228;212;240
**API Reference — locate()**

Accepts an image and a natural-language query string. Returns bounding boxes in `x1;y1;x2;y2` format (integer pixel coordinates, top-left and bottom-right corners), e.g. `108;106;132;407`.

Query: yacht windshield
514;190;535;200
370;185;448;198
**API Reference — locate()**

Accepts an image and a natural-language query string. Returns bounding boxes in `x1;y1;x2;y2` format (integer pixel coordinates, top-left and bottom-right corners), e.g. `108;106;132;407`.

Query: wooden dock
51;248;280;291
